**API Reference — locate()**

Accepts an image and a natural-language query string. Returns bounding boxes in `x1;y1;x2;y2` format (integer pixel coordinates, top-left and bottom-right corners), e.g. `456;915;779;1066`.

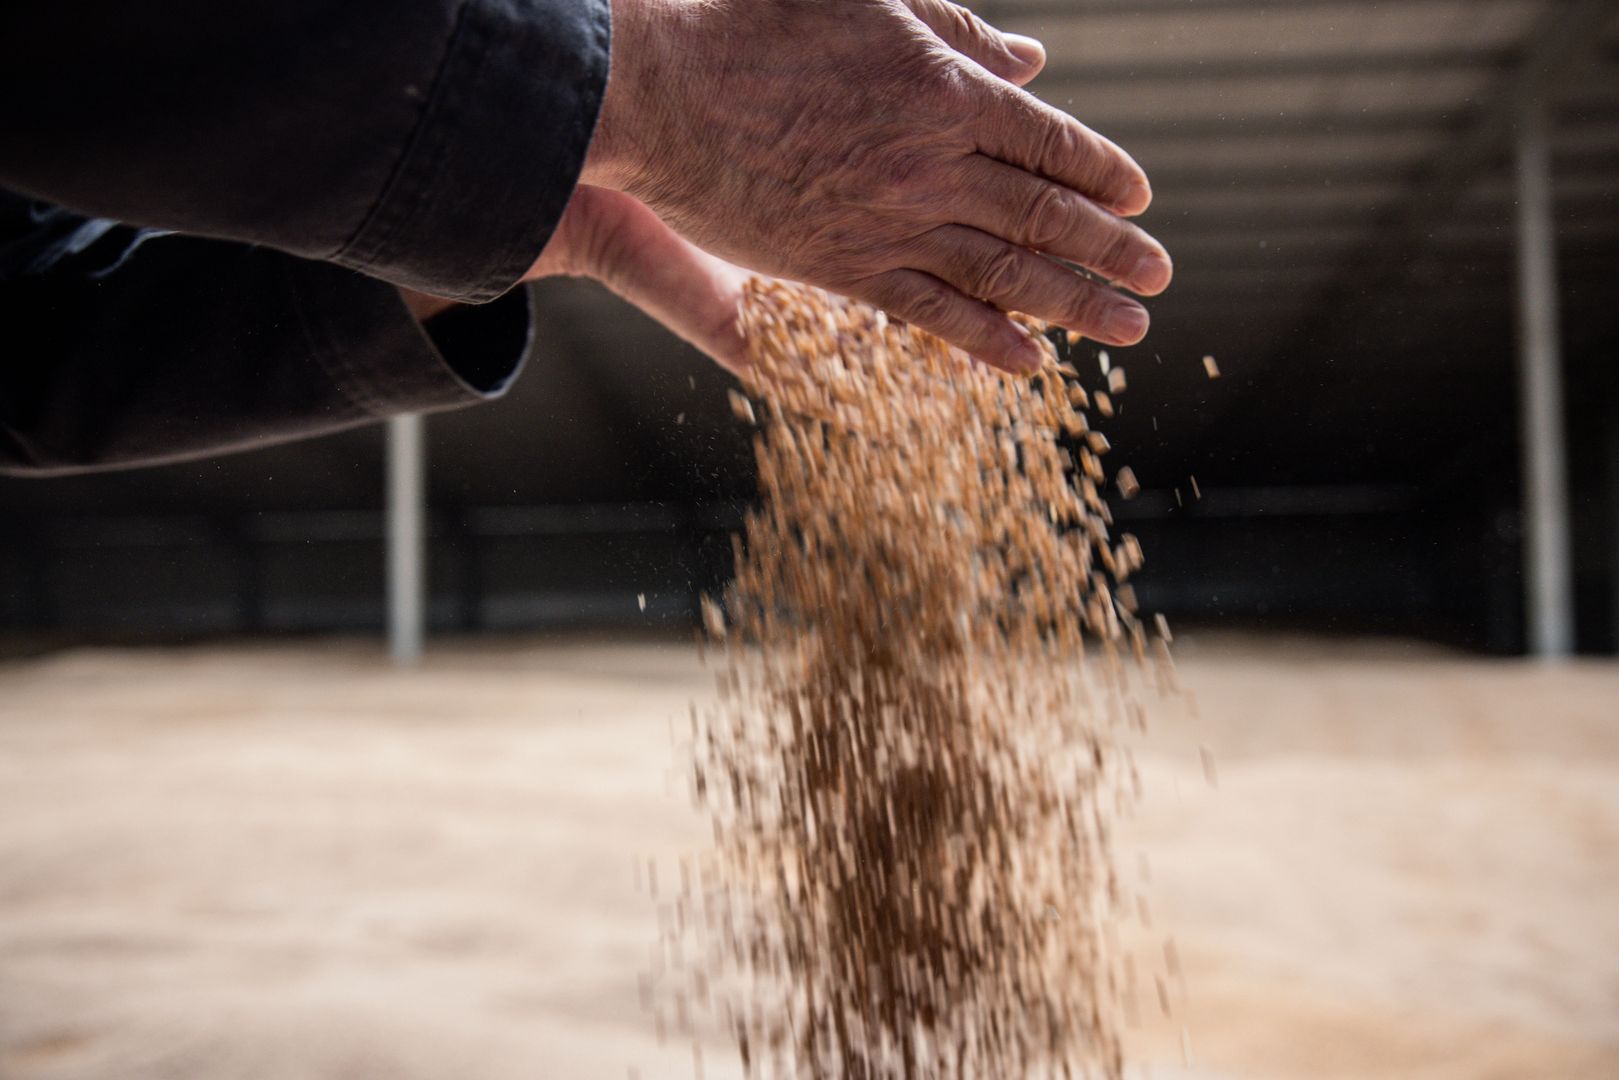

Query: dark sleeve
0;199;532;476
0;0;610;303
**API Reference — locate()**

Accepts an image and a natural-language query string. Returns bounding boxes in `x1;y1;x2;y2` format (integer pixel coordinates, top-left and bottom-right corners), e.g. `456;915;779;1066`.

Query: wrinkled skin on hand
584;0;1172;373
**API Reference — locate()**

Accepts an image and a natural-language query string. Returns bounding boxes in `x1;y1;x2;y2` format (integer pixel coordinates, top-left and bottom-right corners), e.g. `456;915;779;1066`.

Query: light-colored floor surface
0;634;1615;1079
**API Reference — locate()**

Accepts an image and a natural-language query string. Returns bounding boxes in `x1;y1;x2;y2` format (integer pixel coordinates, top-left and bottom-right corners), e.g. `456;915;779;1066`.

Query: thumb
532;186;751;372
903;0;1045;86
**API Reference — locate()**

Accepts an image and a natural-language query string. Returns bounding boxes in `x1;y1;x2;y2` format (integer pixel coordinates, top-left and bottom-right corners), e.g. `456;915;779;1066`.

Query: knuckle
905;282;957;328
1096;224;1141;277
969;245;1030;302
1034;117;1084;180
942;2;977;40
917;0;987;49
1063;286;1111;331
891;32;963;94
1021;183;1072;251
1037;119;1123;198
1090;147;1138;204
954;6;1000;54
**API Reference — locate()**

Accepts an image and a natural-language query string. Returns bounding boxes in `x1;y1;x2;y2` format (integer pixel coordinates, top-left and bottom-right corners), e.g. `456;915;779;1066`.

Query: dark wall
2;280;1615;653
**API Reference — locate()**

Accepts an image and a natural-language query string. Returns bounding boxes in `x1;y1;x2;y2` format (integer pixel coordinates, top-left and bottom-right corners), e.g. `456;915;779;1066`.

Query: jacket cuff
334;0;612;303
287;259;532;417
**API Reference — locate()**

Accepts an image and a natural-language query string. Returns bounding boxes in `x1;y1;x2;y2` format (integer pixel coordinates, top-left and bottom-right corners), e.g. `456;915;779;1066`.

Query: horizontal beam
1158;229;1619;260
1039;45;1518;85
1146;182;1619;234
1142;166;1618;199
1078;106;1467;142
1149;282;1619;314
9;503;751;549
1274;0;1619;363
1139;205;1400;231
1135;182;1614;225
1077;103;1619;144
1146;146;1619;187
1162;303;1596;335
986;0;1528;18
1160;183;1405;209
5;487;1438;546
1148;160;1422;188
1162;250;1619;287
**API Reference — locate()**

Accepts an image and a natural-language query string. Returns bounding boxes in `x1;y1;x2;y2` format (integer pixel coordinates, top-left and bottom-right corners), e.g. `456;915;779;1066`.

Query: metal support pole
387;414;426;665
1512;95;1574;658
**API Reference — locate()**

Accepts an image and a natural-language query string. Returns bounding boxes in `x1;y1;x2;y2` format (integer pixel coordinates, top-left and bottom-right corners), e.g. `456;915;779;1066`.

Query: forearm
0;0;610;302
0;222;530;476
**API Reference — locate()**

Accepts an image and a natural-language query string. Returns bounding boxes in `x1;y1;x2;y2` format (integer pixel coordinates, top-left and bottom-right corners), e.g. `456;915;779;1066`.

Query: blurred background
2;0;1617;655
2;2;1617;1079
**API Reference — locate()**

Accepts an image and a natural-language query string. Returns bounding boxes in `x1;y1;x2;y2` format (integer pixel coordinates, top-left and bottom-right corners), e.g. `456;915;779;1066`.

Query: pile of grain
665;280;1163;1079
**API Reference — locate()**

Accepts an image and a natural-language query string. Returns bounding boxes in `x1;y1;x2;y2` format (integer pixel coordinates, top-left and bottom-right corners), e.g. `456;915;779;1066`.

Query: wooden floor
0;634;1615;1079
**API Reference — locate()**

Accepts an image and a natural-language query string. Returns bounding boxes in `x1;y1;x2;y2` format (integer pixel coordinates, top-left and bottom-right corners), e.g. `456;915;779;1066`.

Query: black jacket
0;0;611;474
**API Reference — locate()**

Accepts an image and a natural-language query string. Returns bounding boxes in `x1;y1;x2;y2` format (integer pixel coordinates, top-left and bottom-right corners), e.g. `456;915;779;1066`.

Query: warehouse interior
1;1;1617;1078
2;0;1617;654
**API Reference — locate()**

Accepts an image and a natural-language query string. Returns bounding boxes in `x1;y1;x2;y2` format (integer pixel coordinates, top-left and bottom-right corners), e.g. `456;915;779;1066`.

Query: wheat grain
671;279;1167;1079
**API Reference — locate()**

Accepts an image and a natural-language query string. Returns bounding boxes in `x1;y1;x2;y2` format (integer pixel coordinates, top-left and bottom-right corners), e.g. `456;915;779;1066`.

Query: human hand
403;186;750;370
525;185;751;372
582;0;1171;374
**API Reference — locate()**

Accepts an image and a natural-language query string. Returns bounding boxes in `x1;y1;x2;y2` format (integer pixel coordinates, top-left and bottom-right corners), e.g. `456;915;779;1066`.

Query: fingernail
1132;250;1173;294
1004;33;1046;70
1105;302;1149;344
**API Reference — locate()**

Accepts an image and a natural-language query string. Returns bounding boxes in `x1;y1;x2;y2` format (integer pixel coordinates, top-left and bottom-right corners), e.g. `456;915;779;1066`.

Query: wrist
399;287;460;323
579;0;638;190
580;0;672;195
524;185;613;282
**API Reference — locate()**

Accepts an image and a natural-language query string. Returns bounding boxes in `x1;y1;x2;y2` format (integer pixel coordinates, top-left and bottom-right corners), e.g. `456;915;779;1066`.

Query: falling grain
666;279;1169;1080
699;595;725;640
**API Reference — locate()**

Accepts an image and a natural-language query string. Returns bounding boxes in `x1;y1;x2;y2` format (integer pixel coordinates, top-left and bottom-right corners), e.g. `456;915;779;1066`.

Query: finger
549;187;751;373
902;0;1045;86
854;268;1048;374
970;81;1153;217
911;226;1150;347
948;156;1172;296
